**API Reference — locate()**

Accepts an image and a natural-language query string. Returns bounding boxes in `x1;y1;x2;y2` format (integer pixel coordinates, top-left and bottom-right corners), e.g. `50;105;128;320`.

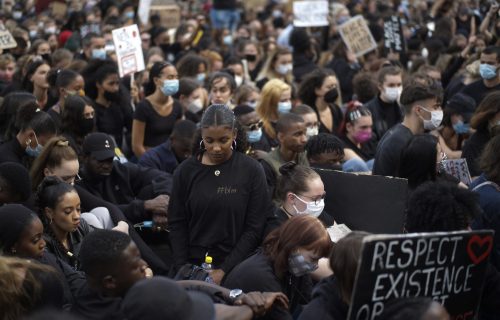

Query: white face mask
383;86;402;103
187;98;203;113
292;194;325;218
420;107;443;130
306;126;319;139
276;63;292;75
234;75;243;87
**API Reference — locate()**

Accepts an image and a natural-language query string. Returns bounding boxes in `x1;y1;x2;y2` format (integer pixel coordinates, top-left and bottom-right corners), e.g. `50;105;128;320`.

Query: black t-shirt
94;101;133;148
133;99;183;148
462;129;491;177
373;123;413;177
459;80;500;107
341;136;375;161
168;151;271;272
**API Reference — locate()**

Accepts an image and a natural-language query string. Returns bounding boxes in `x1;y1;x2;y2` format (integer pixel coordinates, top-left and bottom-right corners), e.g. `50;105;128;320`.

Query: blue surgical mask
247;128;262;143
223;35;233;46
25;134;43;158
479;63;498;80
124;11;134;19
197;73;206;83
453;121;470;134
161;79;179;96
278;101;292;113
92;48;106;60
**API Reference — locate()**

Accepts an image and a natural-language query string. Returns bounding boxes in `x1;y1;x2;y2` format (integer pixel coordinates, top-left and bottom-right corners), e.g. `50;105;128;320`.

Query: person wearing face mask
264;162;334;236
175;78;207;123
291;105;320;140
260;113;309;199
82;60;133;152
373;83;443;177
364;66;404;147
462;91;500;177
234;105;268;159
60;95;96;157
256;47;293;90
0;101;57;168
339;103;375;172
234;84;260;110
132;62;183;158
47;69;85;128
437;93;476;159
459;46;500;106
79;33;107;61
224;215;332;320
256;79;293;150
325;42;361;104
298;69;344;135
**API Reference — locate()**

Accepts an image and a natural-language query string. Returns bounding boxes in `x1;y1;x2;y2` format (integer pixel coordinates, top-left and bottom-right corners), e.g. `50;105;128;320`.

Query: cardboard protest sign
150;4;181;29
138;0;152;26
112;25;145;77
51;1;68;20
348;230;494;320
0;24;17;50
338;15;377;57
293;0;329;27
384;16;405;52
442;159;472;186
243;0;267;11
315;169;407;234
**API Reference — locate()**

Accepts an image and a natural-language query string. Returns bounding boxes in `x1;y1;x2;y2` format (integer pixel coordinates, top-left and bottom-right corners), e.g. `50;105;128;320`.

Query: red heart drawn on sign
467;235;493;265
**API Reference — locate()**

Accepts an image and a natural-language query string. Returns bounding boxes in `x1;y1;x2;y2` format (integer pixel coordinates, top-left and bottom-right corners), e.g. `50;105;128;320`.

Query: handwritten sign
150;4;181;29
112;24;145;77
383;16;405;53
338;15;377;57
0;24;17;50
293;0;329;27
315;169;407;234
442;159;472;186
348;230;493;320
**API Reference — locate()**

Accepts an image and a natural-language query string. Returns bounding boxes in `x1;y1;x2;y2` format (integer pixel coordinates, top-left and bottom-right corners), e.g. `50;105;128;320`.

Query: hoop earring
231;140;237;150
200;140;205;150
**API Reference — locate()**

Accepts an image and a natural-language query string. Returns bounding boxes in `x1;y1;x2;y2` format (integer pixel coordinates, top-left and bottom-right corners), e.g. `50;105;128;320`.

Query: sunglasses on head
245;120;263;131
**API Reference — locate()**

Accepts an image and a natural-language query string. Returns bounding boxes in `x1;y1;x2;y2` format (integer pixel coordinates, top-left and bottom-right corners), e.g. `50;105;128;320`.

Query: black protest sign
348;230;494;320
315;169;407;234
384;16;405;53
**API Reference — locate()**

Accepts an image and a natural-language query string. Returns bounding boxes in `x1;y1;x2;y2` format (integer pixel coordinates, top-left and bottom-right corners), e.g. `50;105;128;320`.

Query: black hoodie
298;275;349;320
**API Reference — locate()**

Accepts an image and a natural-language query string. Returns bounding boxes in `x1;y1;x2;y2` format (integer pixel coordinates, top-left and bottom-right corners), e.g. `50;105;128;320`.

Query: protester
256;47;293;89
46;69;85;128
373;83;443;176
224;215;332;319
21;59;51;110
306;133;345;171
132;62;183;158
169;104;271;285
0;92;37;141
175;77;206;123
297;69;343;134
208;71;236;107
0;162;32;204
60;95;96;157
291;104;320;140
138;120;197;174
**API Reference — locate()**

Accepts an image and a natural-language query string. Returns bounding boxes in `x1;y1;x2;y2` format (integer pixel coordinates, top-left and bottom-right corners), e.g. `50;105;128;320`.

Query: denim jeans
210;8;240;32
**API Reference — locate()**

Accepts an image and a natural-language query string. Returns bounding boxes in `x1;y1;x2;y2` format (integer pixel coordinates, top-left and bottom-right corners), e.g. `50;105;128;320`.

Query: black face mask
324;88;339;104
79;118;95;135
245;54;257;62
104;90;121;102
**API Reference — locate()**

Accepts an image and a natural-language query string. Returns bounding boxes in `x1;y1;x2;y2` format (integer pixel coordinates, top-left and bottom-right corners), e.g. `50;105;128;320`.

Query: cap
82;133;116;161
121;277;215;320
446;93;476;122
0;162;31;202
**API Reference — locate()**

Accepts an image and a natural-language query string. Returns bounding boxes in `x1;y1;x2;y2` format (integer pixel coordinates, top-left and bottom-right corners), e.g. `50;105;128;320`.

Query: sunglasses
245;120;263;131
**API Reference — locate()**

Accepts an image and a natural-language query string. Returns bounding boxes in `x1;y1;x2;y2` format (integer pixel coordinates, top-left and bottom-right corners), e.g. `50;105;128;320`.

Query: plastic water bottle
201;256;214;283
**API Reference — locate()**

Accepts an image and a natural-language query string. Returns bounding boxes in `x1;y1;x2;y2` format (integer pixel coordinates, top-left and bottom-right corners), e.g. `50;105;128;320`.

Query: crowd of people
1;0;500;319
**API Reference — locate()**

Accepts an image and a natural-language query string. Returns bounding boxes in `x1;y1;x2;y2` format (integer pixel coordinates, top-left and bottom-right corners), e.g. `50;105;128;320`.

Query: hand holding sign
0;24;17;50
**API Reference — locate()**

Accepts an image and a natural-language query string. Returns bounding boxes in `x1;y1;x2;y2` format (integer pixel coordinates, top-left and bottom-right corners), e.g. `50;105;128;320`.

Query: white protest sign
138;0;152;26
0;24;17;50
442;159;472;186
293;0;329;27
338;15;377;57
327;223;352;243
112;24;145;77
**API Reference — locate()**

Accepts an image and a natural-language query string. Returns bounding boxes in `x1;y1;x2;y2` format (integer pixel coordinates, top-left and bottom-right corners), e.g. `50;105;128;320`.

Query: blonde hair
257;79;291;139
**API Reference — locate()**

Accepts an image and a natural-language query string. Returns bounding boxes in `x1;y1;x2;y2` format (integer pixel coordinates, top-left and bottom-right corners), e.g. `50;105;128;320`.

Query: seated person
78;132;171;225
224;215;332;320
0;162;32;204
291;104;320;140
138;120;197;174
234;105;269;159
261;113;309;198
305;133;345;171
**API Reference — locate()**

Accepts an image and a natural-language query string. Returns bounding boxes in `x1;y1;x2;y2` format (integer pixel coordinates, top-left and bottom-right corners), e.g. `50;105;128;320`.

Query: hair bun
279;161;298;176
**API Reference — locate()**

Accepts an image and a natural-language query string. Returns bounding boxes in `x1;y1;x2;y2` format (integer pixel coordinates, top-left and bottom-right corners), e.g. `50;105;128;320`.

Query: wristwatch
229;288;244;303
